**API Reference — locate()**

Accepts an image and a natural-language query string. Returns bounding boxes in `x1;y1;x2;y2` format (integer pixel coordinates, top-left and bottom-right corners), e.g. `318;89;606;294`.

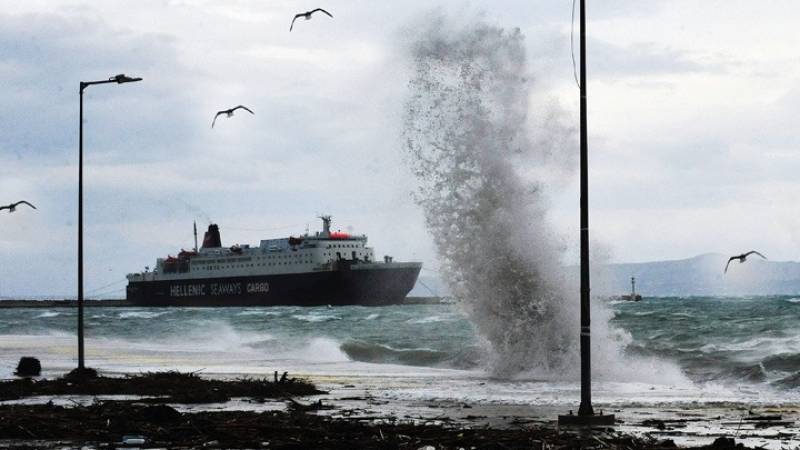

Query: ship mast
193;221;198;252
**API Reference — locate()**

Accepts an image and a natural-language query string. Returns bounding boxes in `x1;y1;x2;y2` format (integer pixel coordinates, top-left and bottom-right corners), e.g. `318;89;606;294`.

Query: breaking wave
118;311;169;319
340;339;479;369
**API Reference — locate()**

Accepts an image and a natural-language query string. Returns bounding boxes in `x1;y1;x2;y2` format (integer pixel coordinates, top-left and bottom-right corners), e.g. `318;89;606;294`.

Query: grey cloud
0;12;197;162
589;39;731;78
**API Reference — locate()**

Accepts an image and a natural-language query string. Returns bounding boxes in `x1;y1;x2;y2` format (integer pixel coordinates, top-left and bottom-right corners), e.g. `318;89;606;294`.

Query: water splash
401;15;689;385
402;16;580;378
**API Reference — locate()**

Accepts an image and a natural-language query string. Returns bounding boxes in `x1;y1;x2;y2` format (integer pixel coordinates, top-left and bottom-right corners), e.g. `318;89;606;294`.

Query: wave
772;371;800;389
340;339;479;369
363;313;381;320
407;315;454;324
291;314;340;323
785;298;800;303
236;310;282;317
118;311;169;319
35;311;60;318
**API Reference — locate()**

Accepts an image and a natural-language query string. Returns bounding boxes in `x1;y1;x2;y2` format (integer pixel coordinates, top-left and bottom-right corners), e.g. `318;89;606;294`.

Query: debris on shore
0;400;722;450
0;370;321;403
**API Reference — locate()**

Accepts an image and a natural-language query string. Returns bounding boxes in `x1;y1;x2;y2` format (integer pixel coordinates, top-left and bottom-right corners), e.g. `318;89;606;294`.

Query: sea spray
402;17;580;378
400;15;688;384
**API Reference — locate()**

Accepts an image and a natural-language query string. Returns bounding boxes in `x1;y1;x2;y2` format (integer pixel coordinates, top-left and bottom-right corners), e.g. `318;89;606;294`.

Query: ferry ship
126;216;422;306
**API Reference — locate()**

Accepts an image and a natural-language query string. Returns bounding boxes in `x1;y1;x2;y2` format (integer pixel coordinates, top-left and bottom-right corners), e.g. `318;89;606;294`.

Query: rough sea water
0;298;798;405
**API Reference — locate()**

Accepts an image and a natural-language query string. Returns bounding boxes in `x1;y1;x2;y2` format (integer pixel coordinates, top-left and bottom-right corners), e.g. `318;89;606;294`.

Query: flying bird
211;105;254;128
0;200;36;213
724;250;767;273
290;8;333;31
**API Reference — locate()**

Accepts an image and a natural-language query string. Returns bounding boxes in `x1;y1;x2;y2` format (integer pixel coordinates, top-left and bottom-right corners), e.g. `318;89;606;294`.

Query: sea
1;296;799;411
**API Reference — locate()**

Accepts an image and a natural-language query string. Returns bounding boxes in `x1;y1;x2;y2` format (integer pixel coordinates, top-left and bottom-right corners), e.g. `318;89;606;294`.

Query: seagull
290;8;333;31
211;105;254;128
0;200;36;213
724;250;767;273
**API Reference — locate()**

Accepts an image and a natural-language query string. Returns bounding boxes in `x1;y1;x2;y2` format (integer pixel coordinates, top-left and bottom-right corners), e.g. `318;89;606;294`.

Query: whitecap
236;310;282;317
118;311;168;319
291;314;340;323
35;311;60;318
407;316;453;324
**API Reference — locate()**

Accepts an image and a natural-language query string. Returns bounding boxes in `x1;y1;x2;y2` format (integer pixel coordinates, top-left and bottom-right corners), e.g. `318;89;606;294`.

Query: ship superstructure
126;216;421;306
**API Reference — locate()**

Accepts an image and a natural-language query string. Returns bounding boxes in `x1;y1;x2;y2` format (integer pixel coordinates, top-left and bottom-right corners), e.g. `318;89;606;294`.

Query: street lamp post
558;0;614;426
77;74;142;372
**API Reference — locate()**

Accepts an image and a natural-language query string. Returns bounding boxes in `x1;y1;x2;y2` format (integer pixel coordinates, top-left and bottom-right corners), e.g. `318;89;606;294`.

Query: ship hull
126;263;421;307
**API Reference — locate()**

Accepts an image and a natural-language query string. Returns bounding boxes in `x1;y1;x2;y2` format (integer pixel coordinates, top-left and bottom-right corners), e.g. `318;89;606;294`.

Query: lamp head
110;74;142;84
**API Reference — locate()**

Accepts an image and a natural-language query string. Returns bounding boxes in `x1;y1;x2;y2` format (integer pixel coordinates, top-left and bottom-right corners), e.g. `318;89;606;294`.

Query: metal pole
74;75;140;374
577;0;593;417
78;83;86;370
559;1;613;426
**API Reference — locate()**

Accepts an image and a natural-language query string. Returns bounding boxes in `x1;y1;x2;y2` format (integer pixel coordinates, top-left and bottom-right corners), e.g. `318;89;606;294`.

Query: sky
1;1;800;298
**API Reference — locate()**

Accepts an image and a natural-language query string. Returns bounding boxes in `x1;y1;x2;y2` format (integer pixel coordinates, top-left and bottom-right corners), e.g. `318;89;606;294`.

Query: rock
708;437;743;449
14;357;41;377
65;367;98;381
139;404;182;424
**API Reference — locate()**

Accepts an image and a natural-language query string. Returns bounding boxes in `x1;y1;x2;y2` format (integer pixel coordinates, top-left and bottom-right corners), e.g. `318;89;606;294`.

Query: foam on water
118;311;169;319
291;313;341;323
407;315;451;324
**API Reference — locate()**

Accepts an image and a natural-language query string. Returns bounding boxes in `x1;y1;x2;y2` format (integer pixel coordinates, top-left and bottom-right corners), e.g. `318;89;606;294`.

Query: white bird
724;250;767;273
212;105;255;128
290;8;333;31
0;200;36;213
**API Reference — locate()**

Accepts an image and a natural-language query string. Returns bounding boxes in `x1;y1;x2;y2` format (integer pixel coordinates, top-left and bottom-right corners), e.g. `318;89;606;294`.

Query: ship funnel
320;215;332;235
202;224;222;248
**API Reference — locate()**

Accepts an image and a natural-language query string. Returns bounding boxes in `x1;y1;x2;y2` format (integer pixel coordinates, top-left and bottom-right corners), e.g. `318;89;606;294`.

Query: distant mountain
410;254;800;298
595;253;800;297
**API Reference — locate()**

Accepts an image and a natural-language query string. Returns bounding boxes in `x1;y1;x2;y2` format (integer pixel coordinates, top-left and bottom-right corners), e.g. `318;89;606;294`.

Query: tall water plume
401;15;688;384
402;16;581;378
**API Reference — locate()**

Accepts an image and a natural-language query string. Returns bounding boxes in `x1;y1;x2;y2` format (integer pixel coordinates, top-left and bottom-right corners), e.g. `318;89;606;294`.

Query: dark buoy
15;357;41;377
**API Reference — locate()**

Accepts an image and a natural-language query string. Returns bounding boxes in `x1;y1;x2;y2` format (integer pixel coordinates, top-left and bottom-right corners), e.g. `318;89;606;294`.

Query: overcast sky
2;1;799;298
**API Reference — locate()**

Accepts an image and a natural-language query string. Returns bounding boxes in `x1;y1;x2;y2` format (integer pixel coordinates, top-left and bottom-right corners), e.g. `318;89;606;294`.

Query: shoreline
0;371;777;450
1;371;798;449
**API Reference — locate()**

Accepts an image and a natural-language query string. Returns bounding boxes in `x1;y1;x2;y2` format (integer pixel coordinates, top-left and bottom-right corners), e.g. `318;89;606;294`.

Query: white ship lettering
170;284;206;297
247;282;270;293
210;282;242;296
